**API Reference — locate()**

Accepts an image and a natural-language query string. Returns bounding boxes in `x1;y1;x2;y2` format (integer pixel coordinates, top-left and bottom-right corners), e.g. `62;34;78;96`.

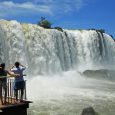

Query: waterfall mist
27;71;115;115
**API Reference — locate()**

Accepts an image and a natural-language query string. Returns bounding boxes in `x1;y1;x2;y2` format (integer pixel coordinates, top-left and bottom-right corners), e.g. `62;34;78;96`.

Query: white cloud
33;0;86;14
0;0;87;18
0;1;53;18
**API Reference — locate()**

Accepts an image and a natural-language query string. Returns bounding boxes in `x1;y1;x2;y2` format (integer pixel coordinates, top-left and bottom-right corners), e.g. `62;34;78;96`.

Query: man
11;62;26;102
0;63;19;105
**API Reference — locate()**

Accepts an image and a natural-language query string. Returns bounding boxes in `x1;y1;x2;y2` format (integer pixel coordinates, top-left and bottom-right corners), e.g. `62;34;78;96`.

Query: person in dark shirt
0;63;19;105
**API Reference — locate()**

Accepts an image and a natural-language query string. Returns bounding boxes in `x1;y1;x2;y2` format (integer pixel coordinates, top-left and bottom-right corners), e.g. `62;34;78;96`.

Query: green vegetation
89;28;115;40
37;17;63;32
38;17;52;29
97;29;105;33
110;35;113;38
54;27;63;32
89;28;105;33
37;17;114;39
78;29;84;32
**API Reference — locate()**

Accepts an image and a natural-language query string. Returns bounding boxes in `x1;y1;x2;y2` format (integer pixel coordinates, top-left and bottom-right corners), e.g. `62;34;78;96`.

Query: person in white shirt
11;62;26;102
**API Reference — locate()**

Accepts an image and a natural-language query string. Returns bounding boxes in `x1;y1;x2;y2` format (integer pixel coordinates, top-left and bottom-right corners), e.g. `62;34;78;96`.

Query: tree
54;27;63;32
38;17;52;29
97;29;105;33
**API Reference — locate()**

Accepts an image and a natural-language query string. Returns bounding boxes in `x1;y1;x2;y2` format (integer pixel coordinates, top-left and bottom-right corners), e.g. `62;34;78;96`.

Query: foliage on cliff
37;17;63;32
38;17;52;29
97;29;105;33
54;27;63;32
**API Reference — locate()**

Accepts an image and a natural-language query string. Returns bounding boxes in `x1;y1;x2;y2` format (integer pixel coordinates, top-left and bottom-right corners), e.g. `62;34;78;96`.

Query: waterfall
0;20;115;75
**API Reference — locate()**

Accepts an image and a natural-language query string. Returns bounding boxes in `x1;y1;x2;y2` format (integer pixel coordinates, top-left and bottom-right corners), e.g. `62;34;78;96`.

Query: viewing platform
0;78;32;115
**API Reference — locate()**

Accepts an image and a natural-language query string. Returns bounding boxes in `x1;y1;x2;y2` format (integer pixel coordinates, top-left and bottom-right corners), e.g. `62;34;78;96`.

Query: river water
27;71;115;115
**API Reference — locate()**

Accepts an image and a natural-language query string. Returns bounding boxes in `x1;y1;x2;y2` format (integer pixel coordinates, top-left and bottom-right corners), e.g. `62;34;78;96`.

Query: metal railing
1;78;27;103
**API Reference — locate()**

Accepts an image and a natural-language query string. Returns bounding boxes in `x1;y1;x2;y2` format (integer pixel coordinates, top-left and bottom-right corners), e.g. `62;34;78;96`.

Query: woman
0;63;19;105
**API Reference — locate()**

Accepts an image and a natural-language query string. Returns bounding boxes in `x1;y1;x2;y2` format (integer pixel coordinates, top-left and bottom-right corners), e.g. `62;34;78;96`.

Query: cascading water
0;20;115;115
1;20;115;73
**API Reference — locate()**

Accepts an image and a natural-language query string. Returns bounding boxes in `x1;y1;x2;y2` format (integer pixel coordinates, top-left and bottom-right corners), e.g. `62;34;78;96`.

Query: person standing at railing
0;63;19;105
11;62;26;103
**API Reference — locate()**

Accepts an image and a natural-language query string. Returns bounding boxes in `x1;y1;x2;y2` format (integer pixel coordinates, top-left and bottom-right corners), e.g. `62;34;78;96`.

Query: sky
0;0;115;37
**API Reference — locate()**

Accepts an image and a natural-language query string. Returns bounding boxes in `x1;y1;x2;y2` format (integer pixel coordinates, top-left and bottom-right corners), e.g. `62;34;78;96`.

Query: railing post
1;77;27;104
24;80;27;100
7;79;9;102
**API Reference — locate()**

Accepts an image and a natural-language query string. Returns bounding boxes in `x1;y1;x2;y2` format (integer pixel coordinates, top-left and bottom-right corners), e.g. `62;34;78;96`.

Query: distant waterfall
66;30;115;70
0;20;115;75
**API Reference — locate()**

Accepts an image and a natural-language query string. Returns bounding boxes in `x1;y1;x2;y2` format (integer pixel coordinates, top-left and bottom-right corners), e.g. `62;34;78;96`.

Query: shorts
0;81;7;89
2;82;7;90
14;81;25;91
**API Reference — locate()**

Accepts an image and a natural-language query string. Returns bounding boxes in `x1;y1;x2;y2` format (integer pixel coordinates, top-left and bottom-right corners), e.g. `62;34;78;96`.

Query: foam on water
27;71;115;115
27;70;115;100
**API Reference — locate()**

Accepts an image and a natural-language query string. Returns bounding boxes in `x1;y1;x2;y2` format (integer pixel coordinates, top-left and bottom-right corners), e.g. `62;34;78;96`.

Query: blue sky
0;0;115;37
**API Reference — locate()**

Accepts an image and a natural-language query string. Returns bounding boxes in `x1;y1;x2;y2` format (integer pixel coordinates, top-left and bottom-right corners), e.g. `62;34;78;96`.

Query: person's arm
6;70;19;77
20;63;26;71
10;65;15;70
20;63;26;68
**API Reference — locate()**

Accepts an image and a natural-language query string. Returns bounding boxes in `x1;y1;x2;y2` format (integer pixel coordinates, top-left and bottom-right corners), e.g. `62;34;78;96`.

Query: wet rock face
83;69;115;81
81;107;96;115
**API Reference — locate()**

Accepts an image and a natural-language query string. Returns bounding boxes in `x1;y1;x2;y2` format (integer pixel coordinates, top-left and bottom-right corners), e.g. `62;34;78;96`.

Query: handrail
0;74;26;79
0;77;27;103
0;76;12;78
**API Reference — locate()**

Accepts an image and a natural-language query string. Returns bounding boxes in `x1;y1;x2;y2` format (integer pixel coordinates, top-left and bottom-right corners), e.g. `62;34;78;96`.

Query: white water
0;20;115;115
27;71;115;115
0;20;115;74
27;71;115;100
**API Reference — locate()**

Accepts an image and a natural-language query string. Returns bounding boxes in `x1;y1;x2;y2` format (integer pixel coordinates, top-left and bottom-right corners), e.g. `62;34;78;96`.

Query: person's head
0;63;5;70
15;61;20;68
